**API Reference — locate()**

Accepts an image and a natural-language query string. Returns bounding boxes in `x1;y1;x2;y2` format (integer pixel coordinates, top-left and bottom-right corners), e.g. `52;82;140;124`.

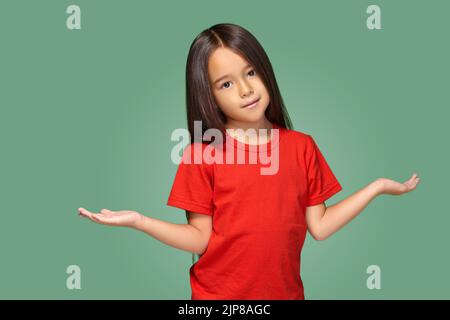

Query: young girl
78;23;420;300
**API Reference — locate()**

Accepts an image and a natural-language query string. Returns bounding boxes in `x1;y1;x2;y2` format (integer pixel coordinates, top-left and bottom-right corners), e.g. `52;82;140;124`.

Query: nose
239;80;254;98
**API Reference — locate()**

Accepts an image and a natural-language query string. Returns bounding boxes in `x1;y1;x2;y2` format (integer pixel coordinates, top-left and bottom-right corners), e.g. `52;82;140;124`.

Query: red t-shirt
167;122;342;300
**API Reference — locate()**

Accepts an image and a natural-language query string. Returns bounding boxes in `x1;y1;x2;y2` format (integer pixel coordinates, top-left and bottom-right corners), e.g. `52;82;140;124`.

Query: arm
135;215;211;255
306;173;420;241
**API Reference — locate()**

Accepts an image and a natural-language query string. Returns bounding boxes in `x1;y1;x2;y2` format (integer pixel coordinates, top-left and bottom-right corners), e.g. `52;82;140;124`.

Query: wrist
133;213;146;230
372;179;385;196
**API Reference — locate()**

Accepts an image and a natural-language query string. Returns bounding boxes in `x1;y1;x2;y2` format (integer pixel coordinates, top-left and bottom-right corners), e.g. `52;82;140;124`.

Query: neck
224;117;272;132
224;117;273;145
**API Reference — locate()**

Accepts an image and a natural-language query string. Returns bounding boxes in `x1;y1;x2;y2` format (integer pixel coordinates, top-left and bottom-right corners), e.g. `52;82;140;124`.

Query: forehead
208;47;250;77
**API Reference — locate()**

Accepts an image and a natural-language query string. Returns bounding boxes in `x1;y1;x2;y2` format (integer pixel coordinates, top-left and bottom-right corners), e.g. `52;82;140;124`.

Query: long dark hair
185;23;293;143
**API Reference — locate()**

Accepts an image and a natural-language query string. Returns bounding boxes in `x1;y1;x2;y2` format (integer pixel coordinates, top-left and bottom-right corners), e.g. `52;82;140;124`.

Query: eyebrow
213;64;253;85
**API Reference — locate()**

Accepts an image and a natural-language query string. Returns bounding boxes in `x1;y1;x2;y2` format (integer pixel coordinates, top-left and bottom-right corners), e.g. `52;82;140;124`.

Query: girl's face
208;47;271;129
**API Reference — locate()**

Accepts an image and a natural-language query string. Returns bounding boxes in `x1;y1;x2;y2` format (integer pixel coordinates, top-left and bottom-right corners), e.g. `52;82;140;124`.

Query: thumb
100;208;112;214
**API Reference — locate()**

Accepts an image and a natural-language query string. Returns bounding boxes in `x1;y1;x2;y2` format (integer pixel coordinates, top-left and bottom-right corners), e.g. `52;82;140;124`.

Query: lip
241;97;260;109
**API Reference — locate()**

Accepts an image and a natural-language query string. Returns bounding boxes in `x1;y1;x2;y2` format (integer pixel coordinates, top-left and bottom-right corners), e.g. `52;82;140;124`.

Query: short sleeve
305;135;342;207
166;143;214;216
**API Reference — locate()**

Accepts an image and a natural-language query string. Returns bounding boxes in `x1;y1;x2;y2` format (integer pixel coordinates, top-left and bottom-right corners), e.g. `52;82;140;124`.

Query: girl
78;23;420;300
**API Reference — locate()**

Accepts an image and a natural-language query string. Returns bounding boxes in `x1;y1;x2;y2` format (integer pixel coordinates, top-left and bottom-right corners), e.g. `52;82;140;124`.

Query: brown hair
185;23;293;143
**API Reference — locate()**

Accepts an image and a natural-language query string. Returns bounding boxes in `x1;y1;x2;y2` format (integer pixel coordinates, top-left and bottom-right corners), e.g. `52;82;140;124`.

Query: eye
248;69;256;77
221;81;232;89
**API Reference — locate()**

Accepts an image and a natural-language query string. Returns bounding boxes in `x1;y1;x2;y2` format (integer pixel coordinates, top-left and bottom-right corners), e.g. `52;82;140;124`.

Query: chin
244;113;267;123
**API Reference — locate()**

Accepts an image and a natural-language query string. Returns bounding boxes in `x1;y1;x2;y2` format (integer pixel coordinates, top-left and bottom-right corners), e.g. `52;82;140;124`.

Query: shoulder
279;126;313;147
180;142;212;165
278;127;319;162
179;142;218;181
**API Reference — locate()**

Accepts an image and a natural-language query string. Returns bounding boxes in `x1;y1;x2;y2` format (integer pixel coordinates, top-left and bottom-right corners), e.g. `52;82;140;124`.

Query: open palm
78;208;142;228
378;173;421;196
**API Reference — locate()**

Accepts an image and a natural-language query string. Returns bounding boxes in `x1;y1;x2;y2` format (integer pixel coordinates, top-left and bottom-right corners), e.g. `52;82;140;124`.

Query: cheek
215;91;238;110
255;81;270;104
252;79;268;96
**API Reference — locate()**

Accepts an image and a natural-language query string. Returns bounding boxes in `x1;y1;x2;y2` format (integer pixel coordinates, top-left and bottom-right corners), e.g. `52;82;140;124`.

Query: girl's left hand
377;173;420;196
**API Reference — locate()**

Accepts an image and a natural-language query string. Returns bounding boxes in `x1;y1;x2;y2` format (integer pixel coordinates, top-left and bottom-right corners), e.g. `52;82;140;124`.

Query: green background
1;0;448;299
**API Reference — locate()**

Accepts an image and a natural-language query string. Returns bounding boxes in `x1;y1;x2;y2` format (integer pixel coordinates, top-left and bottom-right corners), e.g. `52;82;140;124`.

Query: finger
90;213;109;224
100;208;112;214
78;208;107;224
90;214;101;222
405;174;417;185
407;179;419;190
405;178;417;187
78;207;95;219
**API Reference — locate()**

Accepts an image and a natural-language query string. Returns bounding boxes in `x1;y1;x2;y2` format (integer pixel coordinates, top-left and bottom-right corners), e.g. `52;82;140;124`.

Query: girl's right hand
78;207;143;229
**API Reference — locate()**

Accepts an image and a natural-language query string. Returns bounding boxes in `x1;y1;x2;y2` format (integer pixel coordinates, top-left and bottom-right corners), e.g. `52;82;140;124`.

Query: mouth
241;97;260;109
